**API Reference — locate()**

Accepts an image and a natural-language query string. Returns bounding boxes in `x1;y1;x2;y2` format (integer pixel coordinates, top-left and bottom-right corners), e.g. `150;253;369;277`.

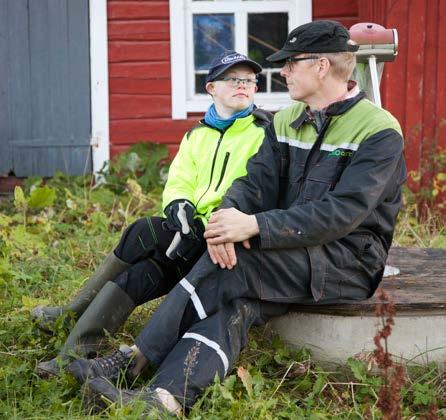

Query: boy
34;50;271;377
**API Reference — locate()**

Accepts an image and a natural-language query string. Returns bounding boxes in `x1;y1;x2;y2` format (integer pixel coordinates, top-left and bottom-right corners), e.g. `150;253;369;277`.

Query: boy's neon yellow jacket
162;108;271;225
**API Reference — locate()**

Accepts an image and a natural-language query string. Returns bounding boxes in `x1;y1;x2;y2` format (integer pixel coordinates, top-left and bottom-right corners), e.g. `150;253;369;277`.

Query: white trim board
89;0;110;175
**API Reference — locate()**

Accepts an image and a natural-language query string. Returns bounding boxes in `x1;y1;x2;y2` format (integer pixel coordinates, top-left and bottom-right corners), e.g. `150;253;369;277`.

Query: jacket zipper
302;117;332;178
214;152;230;191
194;131;224;215
296;117;332;198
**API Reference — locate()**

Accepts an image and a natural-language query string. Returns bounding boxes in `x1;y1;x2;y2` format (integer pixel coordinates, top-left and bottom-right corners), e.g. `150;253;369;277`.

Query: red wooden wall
108;0;196;157
107;0;446;191
358;0;446;196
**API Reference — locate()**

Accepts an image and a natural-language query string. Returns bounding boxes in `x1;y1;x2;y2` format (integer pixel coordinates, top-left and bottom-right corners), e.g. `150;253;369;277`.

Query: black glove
164;199;196;235
165;220;204;262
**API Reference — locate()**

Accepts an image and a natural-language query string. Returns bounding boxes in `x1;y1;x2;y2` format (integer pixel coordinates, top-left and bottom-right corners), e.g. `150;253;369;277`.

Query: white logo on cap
289;37;297;44
221;54;245;64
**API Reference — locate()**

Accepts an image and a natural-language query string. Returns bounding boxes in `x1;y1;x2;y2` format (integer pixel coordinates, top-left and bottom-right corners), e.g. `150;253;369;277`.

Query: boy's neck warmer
204;103;254;131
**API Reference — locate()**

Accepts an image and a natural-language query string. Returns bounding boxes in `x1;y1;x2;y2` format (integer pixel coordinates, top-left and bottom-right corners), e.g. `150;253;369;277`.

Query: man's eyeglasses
284;56;320;71
214;76;258;87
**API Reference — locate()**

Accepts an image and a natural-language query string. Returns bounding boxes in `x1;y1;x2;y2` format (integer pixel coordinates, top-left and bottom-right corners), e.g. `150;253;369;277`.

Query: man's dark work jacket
220;92;407;302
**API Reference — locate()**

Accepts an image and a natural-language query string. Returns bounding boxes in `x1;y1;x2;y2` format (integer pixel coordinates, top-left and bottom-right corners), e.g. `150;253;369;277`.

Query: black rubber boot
31;252;130;332
36;282;135;378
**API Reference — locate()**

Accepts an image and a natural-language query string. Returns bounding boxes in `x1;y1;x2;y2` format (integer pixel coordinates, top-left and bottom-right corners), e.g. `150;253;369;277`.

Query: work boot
35;357;66;379
36;282;136;379
67;345;136;385
85;376;181;416
31;252;130;332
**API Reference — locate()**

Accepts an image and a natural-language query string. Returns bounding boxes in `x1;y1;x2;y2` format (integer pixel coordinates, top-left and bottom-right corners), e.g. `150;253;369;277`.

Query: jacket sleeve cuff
255;213;272;249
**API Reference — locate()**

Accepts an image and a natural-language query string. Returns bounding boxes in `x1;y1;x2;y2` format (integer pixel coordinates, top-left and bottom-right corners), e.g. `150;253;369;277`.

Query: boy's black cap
267;20;359;62
206;50;262;83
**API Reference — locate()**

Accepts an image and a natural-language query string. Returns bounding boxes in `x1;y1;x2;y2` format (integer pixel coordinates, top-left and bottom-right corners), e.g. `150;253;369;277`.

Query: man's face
206;64;257;113
280;54;321;102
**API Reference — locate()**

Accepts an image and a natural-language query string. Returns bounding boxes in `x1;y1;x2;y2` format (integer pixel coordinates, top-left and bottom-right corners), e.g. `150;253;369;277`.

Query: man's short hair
302;50;357;82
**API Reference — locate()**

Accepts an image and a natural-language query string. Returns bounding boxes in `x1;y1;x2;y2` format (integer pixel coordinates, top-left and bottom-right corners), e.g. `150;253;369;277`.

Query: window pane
272;72;287;92
248;13;288;69
195;74;208;94
193;14;235;71
248;13;288;93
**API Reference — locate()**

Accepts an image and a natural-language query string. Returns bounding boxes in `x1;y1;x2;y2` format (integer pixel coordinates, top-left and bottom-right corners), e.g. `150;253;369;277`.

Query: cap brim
266;49;297;63
239;59;263;74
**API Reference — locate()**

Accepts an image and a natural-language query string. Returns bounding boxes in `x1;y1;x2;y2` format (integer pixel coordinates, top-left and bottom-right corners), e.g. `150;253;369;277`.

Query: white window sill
185;93;293;114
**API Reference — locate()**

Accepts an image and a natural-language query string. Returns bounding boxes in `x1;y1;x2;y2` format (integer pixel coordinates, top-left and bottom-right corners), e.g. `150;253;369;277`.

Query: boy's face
206;64;257;114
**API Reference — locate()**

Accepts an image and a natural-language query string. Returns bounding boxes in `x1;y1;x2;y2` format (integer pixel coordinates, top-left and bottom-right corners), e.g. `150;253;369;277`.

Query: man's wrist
248;215;260;237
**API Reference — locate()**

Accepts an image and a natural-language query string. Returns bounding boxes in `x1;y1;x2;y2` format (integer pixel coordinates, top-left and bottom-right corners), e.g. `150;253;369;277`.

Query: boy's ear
205;82;214;95
254;85;258;93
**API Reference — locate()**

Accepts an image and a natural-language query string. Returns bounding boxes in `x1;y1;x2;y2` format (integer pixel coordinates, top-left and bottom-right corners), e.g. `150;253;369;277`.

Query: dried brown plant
373;288;407;420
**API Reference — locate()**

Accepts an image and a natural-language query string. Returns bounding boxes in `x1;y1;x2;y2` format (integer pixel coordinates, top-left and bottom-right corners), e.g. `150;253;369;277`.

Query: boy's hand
164;200;195;234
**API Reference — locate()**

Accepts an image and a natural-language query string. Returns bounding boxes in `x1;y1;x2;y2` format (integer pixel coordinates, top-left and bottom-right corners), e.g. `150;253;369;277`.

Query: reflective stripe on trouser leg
179;278;207;320
182;332;229;375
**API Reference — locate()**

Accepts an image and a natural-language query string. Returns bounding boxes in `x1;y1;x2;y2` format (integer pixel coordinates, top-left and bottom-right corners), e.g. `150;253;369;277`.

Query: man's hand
207;241;251;269
207;242;237;269
204;208;259;245
205;207;258;268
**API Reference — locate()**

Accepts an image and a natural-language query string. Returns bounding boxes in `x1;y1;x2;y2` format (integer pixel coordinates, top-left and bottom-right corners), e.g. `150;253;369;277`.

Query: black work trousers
112;217;206;305
134;242;375;406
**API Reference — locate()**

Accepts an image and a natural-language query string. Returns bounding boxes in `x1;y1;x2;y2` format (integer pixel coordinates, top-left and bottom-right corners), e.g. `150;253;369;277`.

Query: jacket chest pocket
303;160;346;201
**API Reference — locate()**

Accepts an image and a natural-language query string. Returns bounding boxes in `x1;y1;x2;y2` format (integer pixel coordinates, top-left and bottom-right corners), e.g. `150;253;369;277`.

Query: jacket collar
290;90;366;130
199;105;270;133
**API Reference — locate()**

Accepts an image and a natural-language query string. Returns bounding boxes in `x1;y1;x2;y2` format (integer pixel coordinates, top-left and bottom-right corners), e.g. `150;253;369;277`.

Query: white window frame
169;0;312;119
89;0;109;175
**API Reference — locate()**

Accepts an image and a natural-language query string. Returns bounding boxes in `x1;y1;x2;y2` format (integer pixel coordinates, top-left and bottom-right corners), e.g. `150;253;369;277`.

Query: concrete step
268;247;446;365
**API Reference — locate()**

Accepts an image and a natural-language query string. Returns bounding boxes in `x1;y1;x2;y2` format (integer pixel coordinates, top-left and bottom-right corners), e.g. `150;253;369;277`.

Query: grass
0;152;445;418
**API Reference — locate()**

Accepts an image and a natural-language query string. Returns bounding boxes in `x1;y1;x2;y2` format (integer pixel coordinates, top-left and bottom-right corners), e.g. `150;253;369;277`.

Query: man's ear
318;57;331;79
254;85;258;93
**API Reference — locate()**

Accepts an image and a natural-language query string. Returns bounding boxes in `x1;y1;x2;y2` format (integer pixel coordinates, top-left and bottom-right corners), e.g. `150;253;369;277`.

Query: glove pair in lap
164;200;204;261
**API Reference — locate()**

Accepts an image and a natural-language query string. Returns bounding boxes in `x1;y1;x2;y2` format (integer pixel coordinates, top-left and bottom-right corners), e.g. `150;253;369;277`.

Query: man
70;20;406;416
34;50;271;377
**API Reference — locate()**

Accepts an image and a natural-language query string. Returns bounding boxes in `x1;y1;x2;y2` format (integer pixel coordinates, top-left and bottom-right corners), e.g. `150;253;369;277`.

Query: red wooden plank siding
360;0;446;203
437;0;446;154
108;41;170;62
313;0;358;28
107;1;169;20
109;62;170;78
108;20;169;41
108;0;197;158
403;1;425;175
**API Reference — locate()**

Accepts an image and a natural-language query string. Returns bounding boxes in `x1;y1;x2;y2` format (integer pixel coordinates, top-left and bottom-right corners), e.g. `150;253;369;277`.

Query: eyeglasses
284;56;320;71
214;76;258;87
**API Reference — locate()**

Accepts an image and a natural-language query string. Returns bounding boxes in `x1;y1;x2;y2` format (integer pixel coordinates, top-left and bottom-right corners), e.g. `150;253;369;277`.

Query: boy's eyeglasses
285;56;320;71
214;77;258;87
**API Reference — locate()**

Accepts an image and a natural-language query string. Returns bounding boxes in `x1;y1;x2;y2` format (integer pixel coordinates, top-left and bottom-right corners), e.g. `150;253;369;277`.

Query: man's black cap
206;50;262;83
267;20;359;62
